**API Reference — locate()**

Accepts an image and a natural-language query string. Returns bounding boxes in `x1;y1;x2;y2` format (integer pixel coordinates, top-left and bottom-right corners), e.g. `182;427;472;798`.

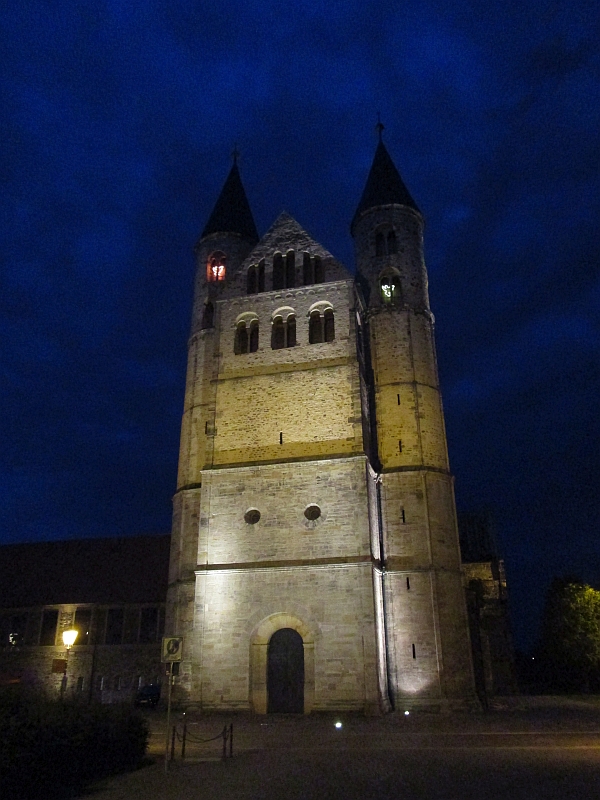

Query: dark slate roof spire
201;158;259;243
351;138;420;232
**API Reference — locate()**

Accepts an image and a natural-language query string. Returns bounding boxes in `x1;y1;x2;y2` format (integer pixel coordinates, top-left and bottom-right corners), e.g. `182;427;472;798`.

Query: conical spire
201;160;259;243
351;140;420;232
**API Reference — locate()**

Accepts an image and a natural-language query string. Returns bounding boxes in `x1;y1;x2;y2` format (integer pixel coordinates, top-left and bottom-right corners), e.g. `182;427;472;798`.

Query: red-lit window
207;251;226;282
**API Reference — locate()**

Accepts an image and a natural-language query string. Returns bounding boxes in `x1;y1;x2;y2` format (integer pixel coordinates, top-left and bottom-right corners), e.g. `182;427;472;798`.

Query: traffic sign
161;636;184;662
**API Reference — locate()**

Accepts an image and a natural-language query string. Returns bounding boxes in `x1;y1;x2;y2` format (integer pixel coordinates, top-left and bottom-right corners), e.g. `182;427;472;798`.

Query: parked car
135;683;161;707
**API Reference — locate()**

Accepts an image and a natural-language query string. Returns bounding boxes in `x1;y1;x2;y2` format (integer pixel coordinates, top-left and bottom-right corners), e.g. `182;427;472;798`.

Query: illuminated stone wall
191;562;379;711
168;220;387;712
353;202;477;707
369;310;449;469
168;185;478;712
196;458;370;566
210;281;362;467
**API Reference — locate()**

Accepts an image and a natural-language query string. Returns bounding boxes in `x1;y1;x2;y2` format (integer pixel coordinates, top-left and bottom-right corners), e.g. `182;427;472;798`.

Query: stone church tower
166;141;477;712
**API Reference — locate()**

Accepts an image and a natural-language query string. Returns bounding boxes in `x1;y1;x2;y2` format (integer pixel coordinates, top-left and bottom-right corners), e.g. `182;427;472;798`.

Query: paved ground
83;698;600;800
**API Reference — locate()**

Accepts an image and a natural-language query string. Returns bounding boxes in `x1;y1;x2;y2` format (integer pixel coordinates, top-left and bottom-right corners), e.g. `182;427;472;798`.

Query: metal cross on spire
231;143;240;164
376;113;384;142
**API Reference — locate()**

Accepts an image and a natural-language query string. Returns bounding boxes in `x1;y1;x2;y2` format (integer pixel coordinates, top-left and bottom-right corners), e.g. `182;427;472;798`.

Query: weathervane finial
376;113;384;142
231;143;240;164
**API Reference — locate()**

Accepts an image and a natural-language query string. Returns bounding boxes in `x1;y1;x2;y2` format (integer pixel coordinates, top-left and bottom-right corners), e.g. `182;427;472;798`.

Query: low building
0;535;169;702
459;513;519;701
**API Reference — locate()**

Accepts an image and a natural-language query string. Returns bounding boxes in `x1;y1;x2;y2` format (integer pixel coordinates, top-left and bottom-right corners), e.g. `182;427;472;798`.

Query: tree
537;577;600;691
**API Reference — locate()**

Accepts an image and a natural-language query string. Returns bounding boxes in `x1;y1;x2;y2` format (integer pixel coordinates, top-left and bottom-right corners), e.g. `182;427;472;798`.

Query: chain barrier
170;721;234;761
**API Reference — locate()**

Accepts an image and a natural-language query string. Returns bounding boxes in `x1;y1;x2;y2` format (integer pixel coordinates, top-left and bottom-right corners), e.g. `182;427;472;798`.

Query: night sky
2;1;599;649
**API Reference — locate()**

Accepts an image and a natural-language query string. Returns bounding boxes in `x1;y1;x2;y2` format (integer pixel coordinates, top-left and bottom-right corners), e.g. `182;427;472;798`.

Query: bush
536;577;600;692
0;689;148;798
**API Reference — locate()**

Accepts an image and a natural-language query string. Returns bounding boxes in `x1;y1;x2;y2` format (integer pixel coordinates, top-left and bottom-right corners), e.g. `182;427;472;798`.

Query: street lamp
60;629;78;701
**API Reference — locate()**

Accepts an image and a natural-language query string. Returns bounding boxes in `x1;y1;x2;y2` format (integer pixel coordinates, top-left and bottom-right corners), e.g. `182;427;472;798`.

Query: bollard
229;723;233;758
181;720;187;759
170;725;176;761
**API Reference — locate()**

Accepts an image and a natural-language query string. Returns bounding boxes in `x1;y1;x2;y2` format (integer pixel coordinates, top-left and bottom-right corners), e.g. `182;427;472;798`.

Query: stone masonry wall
182;456;381;711
192;562;379;711
352;199;477;705
353;206;430;312
0;603;163;702
177;330;218;488
167;189;479;712
191;232;255;335
385;569;441;699
197;457;371;567
212;281;363;467
369;310;448;471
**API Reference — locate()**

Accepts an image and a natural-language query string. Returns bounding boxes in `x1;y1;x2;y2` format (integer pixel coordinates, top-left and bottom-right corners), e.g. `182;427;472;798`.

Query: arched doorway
267;628;304;713
249;613;314;713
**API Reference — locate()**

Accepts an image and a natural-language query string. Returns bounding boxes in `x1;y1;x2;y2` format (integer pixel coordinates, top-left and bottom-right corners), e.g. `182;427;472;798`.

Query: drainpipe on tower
375;472;395;712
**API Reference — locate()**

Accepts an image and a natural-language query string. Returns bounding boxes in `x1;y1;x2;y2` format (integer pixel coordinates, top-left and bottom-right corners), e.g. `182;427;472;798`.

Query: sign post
161;636;183;773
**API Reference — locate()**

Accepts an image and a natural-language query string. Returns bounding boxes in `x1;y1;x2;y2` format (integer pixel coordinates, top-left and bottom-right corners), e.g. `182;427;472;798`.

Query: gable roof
241;212;349;273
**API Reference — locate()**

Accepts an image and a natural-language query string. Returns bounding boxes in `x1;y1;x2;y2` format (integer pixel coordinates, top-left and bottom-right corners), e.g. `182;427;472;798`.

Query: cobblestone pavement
83;698;600;800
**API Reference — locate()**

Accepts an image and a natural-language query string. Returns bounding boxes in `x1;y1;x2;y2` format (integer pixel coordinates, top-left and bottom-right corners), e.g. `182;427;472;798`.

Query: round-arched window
244;509;261;525
304;505;321;521
380;273;401;304
207;251;226;282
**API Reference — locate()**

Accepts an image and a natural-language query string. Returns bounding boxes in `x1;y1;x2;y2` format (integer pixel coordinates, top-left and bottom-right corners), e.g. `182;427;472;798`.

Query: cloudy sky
2;0;599;647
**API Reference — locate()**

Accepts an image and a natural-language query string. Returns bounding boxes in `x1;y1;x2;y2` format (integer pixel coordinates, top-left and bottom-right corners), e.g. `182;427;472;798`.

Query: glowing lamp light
59;629;78;701
404;710;410;716
335;721;342;729
206;251;227;282
62;629;78;649
209;261;226;281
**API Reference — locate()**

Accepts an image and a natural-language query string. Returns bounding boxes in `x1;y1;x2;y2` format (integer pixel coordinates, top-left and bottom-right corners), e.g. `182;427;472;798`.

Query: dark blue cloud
1;0;599;648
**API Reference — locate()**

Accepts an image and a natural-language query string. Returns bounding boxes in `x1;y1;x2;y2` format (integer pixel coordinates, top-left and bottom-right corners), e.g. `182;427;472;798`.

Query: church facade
166;140;478;713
